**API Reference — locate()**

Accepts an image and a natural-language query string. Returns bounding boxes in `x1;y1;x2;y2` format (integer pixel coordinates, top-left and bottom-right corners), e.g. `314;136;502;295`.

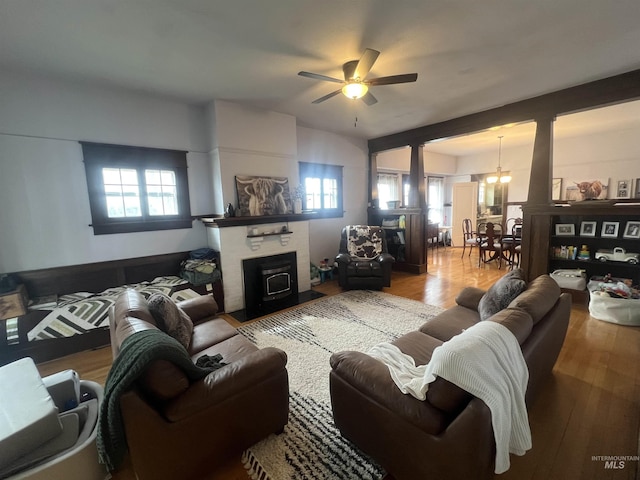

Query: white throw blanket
368;321;531;474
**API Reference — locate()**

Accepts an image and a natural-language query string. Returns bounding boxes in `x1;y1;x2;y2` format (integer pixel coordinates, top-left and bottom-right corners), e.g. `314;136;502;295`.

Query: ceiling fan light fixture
342;82;368;99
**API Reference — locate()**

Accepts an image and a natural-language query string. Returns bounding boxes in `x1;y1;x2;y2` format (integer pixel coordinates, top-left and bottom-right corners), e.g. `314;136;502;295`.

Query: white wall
552;127;640;199
376;146;457;175
0;72;213;272
297;126;368;265
208;100;299;215
0;72;367;275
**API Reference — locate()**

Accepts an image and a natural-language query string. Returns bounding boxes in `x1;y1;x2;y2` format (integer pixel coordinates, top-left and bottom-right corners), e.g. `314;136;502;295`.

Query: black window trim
81;142;192;235
299;161;344;219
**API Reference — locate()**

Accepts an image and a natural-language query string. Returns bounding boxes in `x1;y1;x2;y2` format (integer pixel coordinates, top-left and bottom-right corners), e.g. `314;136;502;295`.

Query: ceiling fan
298;48;418;106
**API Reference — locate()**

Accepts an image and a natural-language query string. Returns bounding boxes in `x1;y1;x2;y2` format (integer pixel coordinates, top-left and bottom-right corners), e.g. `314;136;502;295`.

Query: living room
1;2;640;479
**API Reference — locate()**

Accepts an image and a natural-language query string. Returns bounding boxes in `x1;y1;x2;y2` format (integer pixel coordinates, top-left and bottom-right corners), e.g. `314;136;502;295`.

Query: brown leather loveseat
330;274;570;480
107;290;289;480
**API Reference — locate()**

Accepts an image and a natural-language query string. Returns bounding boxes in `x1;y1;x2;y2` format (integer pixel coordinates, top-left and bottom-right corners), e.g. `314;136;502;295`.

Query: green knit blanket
97;329;215;472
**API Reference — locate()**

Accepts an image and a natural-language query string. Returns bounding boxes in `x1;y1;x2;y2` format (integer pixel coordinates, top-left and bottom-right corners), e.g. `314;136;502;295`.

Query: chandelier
486;136;512;184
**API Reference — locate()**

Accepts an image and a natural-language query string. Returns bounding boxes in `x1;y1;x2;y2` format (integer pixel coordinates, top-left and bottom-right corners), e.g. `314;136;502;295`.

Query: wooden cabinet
521;204;640;286
369;208;427;274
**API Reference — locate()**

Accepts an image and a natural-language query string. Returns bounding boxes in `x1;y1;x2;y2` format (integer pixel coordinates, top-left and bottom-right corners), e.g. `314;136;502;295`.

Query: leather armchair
108;290;289;480
335;225;394;290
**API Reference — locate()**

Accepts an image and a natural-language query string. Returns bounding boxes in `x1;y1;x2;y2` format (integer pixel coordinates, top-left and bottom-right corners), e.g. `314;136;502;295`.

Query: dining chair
477;222;504;268
461;218;477;258
501;219;523;269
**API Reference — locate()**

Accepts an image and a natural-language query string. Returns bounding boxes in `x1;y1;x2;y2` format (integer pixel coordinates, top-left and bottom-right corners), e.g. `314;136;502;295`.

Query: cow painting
235;175;292;216
564;179;609;201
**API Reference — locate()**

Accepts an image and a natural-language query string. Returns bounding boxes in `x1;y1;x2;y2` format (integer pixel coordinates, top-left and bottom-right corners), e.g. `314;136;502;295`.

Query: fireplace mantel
202;212;317;228
206;218;312;313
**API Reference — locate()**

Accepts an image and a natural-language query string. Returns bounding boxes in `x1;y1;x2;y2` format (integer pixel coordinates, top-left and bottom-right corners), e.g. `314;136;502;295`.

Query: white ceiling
2;0;640;149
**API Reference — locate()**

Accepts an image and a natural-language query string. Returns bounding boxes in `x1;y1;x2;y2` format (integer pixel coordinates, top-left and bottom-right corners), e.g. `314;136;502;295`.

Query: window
81;142;192;235
299;162;343;217
377;173;400;209
427;176;444;224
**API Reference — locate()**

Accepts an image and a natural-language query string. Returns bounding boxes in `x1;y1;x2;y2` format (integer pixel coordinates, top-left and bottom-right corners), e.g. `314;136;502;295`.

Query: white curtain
427;176;444;223
377;173;399;209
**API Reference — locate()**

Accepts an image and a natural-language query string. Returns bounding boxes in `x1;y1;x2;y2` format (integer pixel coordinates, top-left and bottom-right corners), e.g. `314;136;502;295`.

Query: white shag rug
237;290;443;480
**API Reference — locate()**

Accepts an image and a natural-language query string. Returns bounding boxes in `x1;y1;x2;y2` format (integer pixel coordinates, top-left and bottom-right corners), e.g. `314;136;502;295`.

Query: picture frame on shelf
552;178;562;201
580;221;597;237
555;224;575;236
601;221;619;238
623;221;640;239
635;178;640;199
564;178;608;201
616;179;631;199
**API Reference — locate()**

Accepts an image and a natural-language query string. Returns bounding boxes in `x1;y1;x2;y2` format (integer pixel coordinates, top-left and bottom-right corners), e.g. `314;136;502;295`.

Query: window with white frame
299;162;343;217
81;142;192;235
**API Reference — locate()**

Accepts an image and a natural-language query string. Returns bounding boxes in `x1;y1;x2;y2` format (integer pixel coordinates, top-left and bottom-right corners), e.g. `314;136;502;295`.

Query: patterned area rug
237;290;443;480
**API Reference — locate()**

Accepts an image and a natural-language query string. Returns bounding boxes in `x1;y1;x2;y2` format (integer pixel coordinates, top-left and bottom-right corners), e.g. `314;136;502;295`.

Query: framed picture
564;179;608;201
580;221;597;237
635;178;640;199
555;224;575;236
601;221;619;238
616;179;631;199
623;221;640;239
552;178;562;201
235;175;292;217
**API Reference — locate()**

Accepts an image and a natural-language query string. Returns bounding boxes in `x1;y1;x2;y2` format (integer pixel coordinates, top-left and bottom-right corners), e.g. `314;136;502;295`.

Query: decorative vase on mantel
292;184;305;214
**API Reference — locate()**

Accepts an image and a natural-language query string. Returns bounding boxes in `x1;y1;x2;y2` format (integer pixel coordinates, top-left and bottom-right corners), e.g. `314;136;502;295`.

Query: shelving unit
522;204;640;293
368;207;427;273
549;215;640;285
382;227;406;262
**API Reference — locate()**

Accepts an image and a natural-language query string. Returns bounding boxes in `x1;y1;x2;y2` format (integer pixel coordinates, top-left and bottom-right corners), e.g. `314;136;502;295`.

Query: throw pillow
147;293;194;349
478;268;527;321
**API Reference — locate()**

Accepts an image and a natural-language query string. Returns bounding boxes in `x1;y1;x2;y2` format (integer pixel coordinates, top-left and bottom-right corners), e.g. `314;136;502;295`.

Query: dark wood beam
368;68;640;153
369;152;379;207
527;116;556;205
409;144;427;210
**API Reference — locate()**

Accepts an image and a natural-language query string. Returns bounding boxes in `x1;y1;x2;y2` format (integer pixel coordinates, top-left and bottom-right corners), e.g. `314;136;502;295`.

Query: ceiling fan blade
312;89;342;104
361;91;378;106
367;73;418;86
298;71;344;84
353;48;380;80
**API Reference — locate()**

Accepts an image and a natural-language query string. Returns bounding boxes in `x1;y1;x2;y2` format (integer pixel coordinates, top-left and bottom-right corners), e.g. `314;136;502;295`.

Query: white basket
588;291;640;326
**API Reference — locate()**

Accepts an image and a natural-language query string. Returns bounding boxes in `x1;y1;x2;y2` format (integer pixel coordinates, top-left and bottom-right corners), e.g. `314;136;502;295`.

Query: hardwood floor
35;247;640;479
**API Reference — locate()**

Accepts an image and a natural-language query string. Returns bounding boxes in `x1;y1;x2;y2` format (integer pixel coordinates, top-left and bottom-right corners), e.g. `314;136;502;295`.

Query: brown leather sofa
329;274;570;480
108;290;289;480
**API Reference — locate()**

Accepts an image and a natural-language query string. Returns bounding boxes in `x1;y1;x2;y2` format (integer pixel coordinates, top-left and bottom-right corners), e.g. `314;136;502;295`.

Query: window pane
146;185;163;216
102;168;140;218
145;169;160;184
160;170;176;185
162;186;178;215
146;169;178;216
323;178;337;208
122;185;141;217
305;177;322;210
102;168;122;184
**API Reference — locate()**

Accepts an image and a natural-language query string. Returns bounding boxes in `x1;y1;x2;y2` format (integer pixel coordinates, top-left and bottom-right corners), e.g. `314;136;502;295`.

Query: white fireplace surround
206;220;311;313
